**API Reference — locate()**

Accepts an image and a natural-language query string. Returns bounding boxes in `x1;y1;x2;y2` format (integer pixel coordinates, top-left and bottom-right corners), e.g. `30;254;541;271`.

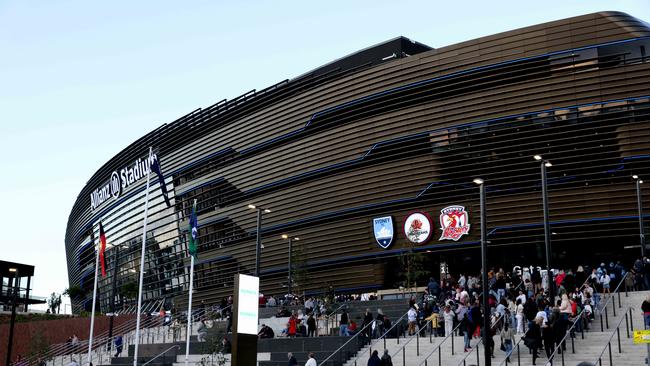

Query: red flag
99;222;107;277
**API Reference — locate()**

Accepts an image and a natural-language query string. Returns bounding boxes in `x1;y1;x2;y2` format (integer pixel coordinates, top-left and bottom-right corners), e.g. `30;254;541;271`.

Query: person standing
367;350;381;366
287;352;298;366
515;299;525;334
642;294;650;329
379;349;393;366
339;309;350;336
443;305;454;336
407;306;418;336
307;314;316;337
305;352;317;366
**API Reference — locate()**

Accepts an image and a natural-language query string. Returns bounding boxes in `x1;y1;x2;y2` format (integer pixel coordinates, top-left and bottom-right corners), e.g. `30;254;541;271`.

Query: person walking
197;320;208;342
367;350;381;366
515;299;525;334
307;314;316;337
443;305;454;336
305;352;317;366
379;349;393;366
524;317;542;365
500;321;515;363
113;335;123;357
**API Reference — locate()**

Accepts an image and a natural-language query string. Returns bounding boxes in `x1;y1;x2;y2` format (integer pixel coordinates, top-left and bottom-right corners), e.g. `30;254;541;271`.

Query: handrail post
608;342;612;366
606;306;609;329
613;296;617;317
571;331;575;353
617;327;621;353
417;331;420;356
630;308;634;330
600;312;604;332
452;331;454;355
439;347;442;366
476;342;480;366
517;343;520;366
625;313;630;338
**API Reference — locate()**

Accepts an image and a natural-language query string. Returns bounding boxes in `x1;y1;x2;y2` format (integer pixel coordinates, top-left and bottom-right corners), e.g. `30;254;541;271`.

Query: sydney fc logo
373;216;394;249
439;205;470;241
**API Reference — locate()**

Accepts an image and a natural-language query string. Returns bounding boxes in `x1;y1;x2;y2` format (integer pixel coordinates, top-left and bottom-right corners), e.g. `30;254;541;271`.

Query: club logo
373;216;394;249
110;171;121;199
404;212;432;244
439;205;470;241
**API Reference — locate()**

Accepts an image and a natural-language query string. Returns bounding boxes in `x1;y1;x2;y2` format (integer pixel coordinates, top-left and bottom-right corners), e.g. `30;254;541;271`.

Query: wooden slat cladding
65;12;650;311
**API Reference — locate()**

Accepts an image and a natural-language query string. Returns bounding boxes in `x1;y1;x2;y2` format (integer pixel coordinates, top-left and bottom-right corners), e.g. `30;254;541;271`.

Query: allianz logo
90;154;158;211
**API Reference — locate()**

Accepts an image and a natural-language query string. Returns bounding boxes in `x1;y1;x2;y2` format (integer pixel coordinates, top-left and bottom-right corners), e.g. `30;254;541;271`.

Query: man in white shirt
516;290;526;305
305;352;317;366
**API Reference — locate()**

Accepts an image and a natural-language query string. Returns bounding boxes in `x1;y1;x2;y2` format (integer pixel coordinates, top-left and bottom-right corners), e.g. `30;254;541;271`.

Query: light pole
6;267;19;366
281;235;300;297
634;175;645;257
248;204;271;277
534;155;554;302
473;178;490;366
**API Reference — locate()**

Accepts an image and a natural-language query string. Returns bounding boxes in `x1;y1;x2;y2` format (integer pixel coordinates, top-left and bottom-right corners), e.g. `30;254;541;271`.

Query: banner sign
439;205;470;241
373;216;394;249
404;212;432;244
235;274;259;335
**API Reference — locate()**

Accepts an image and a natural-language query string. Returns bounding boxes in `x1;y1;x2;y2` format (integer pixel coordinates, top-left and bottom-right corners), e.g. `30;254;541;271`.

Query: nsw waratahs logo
439;206;470;241
403;212;432;244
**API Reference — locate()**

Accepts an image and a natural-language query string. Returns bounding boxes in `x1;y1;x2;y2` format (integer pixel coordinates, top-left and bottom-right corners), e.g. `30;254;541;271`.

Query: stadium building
65;11;650;313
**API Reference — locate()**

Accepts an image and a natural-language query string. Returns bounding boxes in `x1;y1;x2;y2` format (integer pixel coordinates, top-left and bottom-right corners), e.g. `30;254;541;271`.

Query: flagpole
133;147;153;366
185;199;197;366
87;228;100;365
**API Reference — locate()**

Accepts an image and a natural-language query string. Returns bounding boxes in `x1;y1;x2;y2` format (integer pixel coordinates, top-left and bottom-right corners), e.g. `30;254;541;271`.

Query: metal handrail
595;272;628;314
141;345;181;366
321;320;376;365
455;338;484;366
392;319;433;353
416;319;464;366
538;273;629;366
346;309;410;364
33;306;211;366
591;307;633;365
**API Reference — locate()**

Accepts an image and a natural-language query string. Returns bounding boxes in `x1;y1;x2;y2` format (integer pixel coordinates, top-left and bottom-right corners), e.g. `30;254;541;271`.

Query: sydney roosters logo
439;206;470;241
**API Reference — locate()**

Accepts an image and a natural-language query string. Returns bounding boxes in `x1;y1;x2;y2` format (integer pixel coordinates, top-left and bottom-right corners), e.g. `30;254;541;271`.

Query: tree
290;240;310;296
63;285;85;300
120;281;138;301
398;249;430;290
28;332;49;361
47;292;62;314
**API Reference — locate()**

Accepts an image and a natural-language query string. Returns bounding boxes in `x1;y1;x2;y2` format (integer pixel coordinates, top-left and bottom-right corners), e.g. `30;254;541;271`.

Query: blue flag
150;155;172;208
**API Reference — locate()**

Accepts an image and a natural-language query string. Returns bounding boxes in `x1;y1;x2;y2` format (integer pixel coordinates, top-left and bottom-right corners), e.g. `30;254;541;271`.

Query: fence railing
591;307;634;366
321;320;376;365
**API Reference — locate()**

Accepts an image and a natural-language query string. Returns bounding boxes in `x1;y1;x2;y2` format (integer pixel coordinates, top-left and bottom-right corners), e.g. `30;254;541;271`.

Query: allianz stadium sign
90;154;158;211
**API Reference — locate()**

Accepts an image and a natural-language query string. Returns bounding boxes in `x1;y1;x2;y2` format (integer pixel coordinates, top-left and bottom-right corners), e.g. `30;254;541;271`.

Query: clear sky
1;0;648;312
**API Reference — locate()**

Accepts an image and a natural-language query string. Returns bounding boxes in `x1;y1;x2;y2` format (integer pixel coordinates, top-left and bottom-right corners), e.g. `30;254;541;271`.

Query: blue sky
0;1;648;312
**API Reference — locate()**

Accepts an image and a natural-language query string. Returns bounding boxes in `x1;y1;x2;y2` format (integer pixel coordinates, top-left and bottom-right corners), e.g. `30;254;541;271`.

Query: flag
188;200;198;259
150;155;172;208
98;222;107;277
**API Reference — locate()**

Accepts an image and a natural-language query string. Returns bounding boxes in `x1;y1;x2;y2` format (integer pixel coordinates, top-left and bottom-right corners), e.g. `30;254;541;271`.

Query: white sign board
236;274;259;335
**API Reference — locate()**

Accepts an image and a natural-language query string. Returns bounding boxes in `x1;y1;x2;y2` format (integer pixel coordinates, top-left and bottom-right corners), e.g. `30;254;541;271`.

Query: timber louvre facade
65;11;650;312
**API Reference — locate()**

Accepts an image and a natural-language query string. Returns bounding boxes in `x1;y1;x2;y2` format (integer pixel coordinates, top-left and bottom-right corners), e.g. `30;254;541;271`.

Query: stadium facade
65;11;650;313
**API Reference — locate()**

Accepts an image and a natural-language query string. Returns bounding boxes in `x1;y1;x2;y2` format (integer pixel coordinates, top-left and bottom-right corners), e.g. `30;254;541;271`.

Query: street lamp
6;267;19;366
634;175;645;257
473;178;490;366
534;154;554;302
281;235;300;297
249;204;271;277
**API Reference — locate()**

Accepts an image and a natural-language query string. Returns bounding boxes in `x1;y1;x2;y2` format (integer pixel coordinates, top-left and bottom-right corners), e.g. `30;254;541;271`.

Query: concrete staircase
343;290;650;366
